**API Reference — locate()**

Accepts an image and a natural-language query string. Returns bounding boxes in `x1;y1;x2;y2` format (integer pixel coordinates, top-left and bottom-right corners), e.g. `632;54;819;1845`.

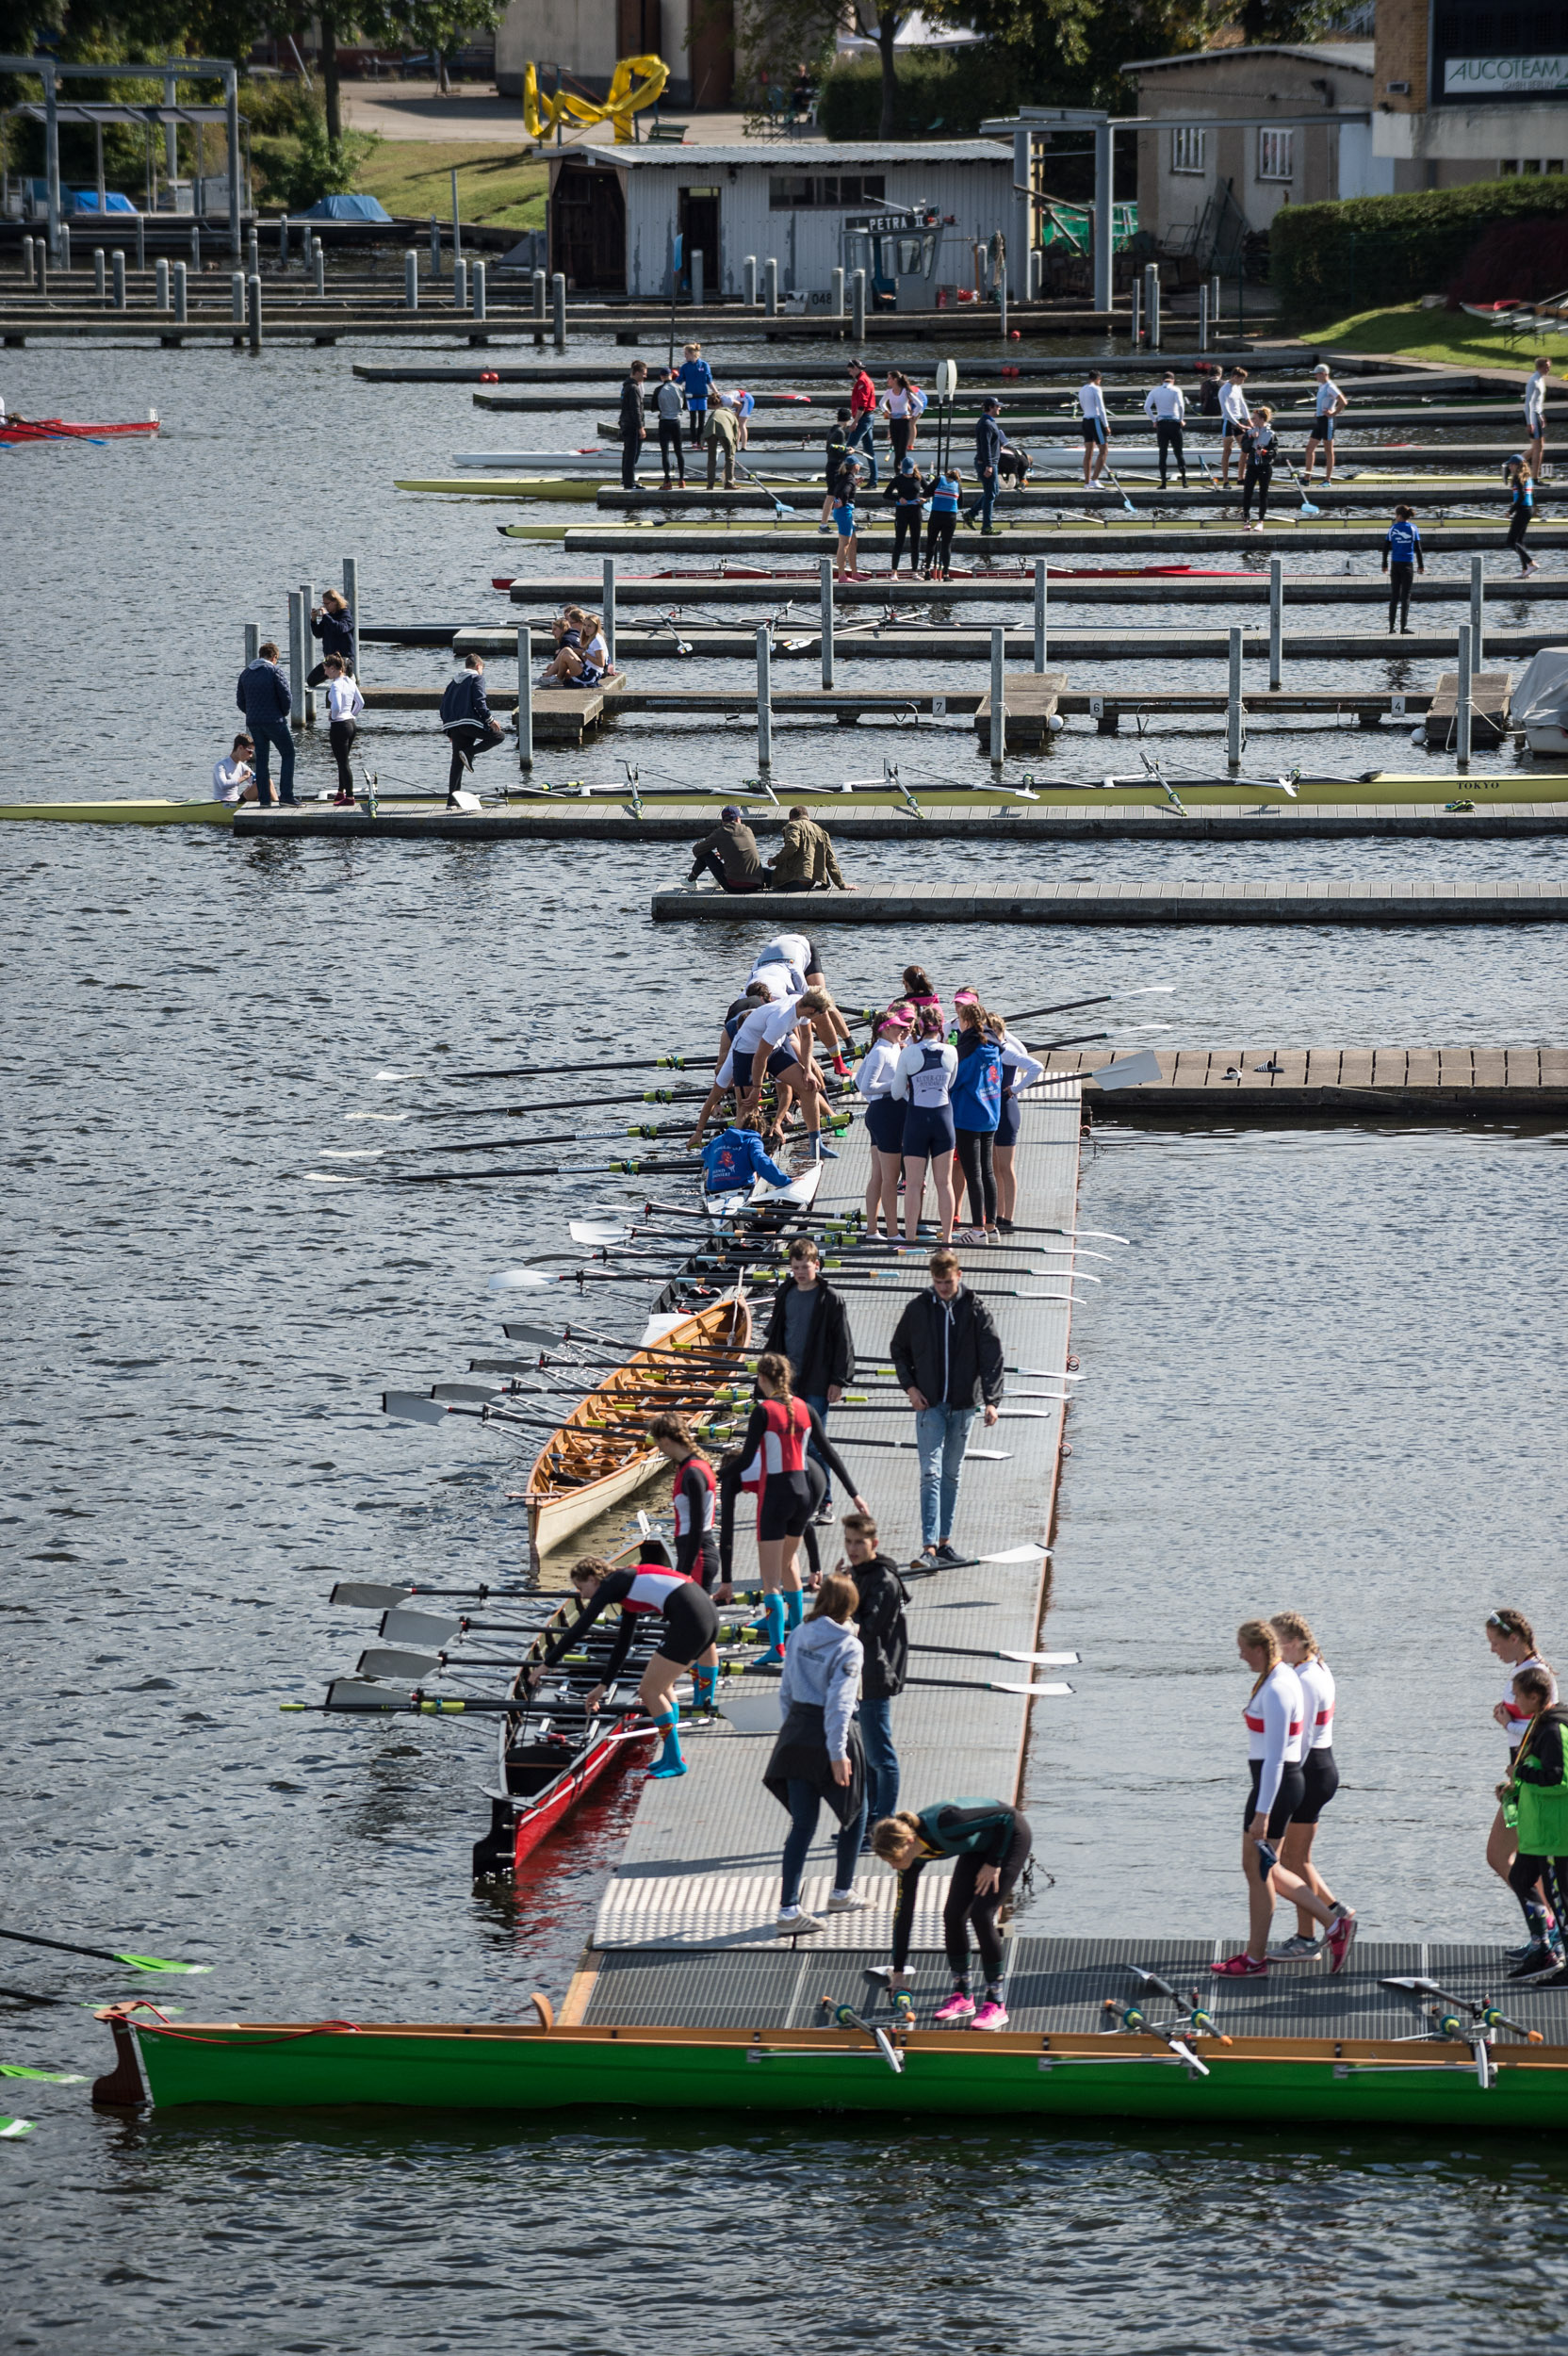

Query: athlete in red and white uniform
650;1413;719;1593
741;1352;866;1659
1484;1608;1559;1925
1269;1612;1341;1959
1215;1619;1356;1979
533;1543;719;1780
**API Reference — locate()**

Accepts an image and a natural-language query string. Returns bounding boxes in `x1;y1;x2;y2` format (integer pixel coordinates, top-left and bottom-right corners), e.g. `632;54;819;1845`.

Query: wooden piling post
552;271;566;352
1227;626;1244;767
691;249;704;309
155;256;169;310
831;265;844;319
743;254;757;305
453;255;467;313
851;267;866;341
602;556;616;667
301;581;318;724
532;267;546;345
472;257;486;322
1268;556;1282;691
93;246;106;300
757;627;773;771
989;626;1005;765
1144;261;1160;351
231;270;244;325
1033;560;1047;672
247;225;259;279
1457;622;1473;770
821;559;834;690
764;256;777;317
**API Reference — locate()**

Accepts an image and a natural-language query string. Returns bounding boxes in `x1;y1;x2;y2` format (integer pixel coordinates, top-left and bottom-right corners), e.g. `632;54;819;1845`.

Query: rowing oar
723;1660;1070;1697
351;1084;715;1126
333;1579;551;1611
841;985;1174;1033
0;1926;211;1975
318;1121;719;1164
329;1155;707;1186
384;1392;742;1447
397;1051;710;1085
497;1317;755;1366
713;1627;1076;1666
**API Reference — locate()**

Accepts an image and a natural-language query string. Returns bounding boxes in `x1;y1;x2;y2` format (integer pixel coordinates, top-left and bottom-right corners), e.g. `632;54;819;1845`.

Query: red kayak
0;416;159;445
492;563;1251;591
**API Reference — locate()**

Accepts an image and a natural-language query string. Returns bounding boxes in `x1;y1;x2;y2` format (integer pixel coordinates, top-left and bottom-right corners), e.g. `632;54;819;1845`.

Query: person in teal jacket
873;1797;1032;2029
1501;1665;1568;1983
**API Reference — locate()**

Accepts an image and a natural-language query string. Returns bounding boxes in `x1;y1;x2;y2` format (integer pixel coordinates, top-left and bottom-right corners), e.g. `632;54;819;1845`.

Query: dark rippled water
5;335;1568;2355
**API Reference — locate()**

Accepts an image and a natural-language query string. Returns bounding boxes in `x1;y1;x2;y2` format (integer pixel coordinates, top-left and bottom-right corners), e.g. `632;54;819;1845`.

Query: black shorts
1295;1748;1339;1824
765;1043;798;1080
1081;417;1106;445
1244;1759;1305;1839
864;1093;906;1154
1309;416;1334;441
730;1049;756;1089
655;1581;719;1666
758;1469;813;1543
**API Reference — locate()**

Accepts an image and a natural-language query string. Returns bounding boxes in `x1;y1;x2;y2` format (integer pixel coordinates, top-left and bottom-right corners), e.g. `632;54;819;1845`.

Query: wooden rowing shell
524;1292;750;1565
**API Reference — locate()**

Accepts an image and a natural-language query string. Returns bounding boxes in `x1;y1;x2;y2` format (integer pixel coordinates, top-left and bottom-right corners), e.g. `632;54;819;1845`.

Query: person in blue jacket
1380;504;1424;635
678;341;716;450
702;1122;792;1198
438;652;504;807
236;640;296;808
949;996;1004;1238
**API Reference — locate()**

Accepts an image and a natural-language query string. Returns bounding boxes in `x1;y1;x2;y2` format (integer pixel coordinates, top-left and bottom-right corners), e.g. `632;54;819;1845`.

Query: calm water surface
4;335;1568;2354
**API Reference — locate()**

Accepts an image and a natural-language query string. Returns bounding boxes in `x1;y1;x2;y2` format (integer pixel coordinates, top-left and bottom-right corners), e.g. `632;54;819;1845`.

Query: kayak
490;564;1254;590
0;416;158;445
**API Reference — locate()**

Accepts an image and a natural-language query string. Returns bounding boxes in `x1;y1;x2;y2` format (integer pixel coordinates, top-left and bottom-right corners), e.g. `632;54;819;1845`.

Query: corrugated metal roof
602;141;1012;168
1122;40;1375;73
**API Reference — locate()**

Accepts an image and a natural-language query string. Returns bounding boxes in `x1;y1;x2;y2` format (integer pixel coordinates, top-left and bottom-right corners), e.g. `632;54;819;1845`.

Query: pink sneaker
932;1990;976;2025
1325;1907;1357;1974
1212;1951;1267;1978
972;2000;1008;2031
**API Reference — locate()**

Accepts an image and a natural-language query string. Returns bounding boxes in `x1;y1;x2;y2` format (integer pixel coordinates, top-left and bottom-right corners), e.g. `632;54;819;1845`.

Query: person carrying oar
530;1544;720;1781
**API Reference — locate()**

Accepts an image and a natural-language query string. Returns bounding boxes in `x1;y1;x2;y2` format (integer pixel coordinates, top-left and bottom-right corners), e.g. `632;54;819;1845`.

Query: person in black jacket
964;399;1007;534
761;1236;856;1521
618;359;647;490
308;588;354;685
438;652;504;806
236;641;295;808
841;1512;907;1823
882;456;928;574
889;1247;1004;1568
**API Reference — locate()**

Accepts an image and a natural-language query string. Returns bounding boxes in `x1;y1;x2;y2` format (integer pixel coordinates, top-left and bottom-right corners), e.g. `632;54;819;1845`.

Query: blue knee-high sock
783;1588;804;1633
691;1665;715;1710
763;1592;786;1651
648;1700;684;1776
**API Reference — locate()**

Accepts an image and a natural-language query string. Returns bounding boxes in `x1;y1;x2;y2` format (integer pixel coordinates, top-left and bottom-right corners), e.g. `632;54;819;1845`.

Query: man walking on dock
236;640;296;808
847;357;879;487
619;358;648;490
687;806;768;892
890;1249;1003;1570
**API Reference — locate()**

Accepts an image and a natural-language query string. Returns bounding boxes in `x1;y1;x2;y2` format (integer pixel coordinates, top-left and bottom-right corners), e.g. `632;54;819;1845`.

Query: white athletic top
749;959;803;1003
1144;384;1185;423
733;993;803;1060
325;676;365;723
1525;374;1548;430
1078;381;1109;425
1219;381;1251;430
211;757;251;804
1502;1655;1559;1750
1315;378;1343;416
1244;1661;1305;1815
1298;1655;1336;1752
892;1037;957;1108
757;933;812;974
855;1038;903;1101
998;1029;1045;1094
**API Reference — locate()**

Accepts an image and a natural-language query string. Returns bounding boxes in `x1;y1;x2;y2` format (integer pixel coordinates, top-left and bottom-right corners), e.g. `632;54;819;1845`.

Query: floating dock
652;880;1568;925
1057;1043;1568;1119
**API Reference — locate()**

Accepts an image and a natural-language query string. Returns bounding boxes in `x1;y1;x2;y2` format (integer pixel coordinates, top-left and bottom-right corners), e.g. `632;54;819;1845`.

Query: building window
1170;126;1207;174
1258;128;1296;182
1500;157;1518;172
769;172;886;209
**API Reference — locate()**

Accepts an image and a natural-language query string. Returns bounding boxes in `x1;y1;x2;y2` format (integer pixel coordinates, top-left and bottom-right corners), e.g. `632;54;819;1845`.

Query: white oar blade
306;1171;364;1186
326;1679;417;1710
1001;1649;1079;1666
1090;1051;1163;1092
977;1545;1052;1563
433;1383;504;1403
358;1646;443;1679
962;1448;1012;1462
381;1608;464;1646
374;1070;426;1081
318;1149;385;1161
488;1268;560;1291
384;1391;451;1426
345;1112;410;1123
332;1580;416;1611
570;1219;631;1246
992;1679;1073;1696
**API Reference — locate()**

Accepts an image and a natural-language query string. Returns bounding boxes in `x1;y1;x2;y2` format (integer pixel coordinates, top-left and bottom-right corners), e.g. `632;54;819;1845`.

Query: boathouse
546;139;1015;299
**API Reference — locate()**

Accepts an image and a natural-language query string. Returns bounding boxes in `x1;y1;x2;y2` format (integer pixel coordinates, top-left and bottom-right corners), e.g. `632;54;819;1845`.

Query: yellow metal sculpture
523;55;669;144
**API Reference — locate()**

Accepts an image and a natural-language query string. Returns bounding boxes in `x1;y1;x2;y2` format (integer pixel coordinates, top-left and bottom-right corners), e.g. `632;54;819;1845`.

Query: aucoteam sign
1442;54;1568;95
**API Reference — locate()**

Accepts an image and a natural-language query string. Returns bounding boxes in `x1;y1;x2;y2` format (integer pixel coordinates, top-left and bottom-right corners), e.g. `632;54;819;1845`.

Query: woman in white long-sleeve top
891;1006;957;1246
763;1575;869;1937
855;1004;911;1240
990;1013;1044;1233
1214;1619;1357;1980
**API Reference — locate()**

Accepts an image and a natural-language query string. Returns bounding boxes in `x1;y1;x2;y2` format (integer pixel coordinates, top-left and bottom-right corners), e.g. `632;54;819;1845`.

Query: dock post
1129;277;1140;352
155;256;169;311
1226;626;1244;767
93;246;106;301
1470;553;1485;669
831;264;844;319
989;626;1005;766
757;627;773;771
280;214;289;264
453;255;467;313
602;557;617;667
1033;559;1047;672
230;270;244;326
1457;622;1473;770
404;249;418;310
517;623;533;770
247;270;262;353
301;582;318;724
851;267;866;342
531;267;546;344
1211;273;1221;333
342;556;360;677
247;225;259;280
37;242;48;302
61;223;71;276
1145;262;1160;351
1268;556;1282;690
312;237;324;299
135;213;144;272
172;258;188;324
430;215;440;277
551;271;566;352
1198;281;1210;352
244;623;258;665
821;558;834;689
21;235;33;288
691;249;704;309
472;257;486;322
287;591;306;735
190;221;200;272
112;248;125;309
764;256;777;316
743;254;757;304
997;259;1007;341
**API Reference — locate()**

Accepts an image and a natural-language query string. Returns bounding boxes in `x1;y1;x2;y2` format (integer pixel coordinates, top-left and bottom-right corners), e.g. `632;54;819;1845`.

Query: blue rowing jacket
678;357;715;410
950;1032;1004;1133
236;657;291;725
702;1126;791;1194
928;473;960;515
1386;518;1421;563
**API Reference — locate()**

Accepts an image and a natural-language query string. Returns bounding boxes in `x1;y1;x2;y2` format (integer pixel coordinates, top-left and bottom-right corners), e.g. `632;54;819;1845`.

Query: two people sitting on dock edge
440;651;504;808
687;806;851;894
540;607;616;688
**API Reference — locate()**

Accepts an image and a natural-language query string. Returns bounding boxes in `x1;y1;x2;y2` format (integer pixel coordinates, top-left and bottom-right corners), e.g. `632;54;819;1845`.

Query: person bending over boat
730;988;838;1159
650;1413;719;1595
741;1352;866;1660
873;1798;1033;2028
1485;1609;1560;1962
700;1119;792;1200
1214;1620;1356;1978
532;1546;719;1780
1267;1612;1340;1961
766;1573;870;1936
1499;1665;1568;1983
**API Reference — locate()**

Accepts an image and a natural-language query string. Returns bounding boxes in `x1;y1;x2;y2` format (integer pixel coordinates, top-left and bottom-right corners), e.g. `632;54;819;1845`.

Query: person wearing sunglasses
1485;1609;1560;1963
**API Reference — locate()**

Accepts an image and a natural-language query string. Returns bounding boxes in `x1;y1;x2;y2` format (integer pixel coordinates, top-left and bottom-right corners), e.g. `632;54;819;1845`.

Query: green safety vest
1513;1715;1568;1856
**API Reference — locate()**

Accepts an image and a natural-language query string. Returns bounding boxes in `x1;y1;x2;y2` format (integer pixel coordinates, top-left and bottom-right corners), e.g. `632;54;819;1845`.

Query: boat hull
0;800;234;826
105;2018;1568;2130
503;1719;656;1873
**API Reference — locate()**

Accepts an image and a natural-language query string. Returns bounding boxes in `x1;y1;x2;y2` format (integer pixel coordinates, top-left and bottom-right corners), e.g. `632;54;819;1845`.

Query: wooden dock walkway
559;524;1568;557
500;574;1567;611
651;880;1568;926
450;622;1561;664
596;483;1548;515
1054;1043;1568;1118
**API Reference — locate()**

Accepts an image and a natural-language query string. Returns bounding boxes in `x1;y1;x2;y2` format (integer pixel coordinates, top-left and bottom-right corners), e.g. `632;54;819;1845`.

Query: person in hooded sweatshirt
438;652;503;807
841;1512;908;1825
764;1573;869;1936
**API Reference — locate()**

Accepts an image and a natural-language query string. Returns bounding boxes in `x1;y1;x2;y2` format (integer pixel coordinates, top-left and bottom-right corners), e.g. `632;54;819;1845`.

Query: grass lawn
1300;301;1565;376
353;140;547;229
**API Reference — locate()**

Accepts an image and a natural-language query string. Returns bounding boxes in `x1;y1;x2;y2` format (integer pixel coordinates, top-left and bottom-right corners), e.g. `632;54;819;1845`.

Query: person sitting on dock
766;1572;871;1935
438;651;504;807
236;639;296;809
211;732;258;805
770;806;851;892
872;1797;1034;2028
704;397;740;491
678;340;715;450
550;610;613;688
531;1546;720;1782
540;606;586;684
1302;363;1348;486
308;588;354;685
890;1248;1003;1570
883;456;928;575
655;367;686;487
1382;505;1424;634
688;805;768;892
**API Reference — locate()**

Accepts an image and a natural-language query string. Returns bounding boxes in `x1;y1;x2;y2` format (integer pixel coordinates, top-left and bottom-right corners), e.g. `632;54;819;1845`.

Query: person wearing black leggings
950;1000;1003;1239
874;1798;1033;2029
884;459;927;574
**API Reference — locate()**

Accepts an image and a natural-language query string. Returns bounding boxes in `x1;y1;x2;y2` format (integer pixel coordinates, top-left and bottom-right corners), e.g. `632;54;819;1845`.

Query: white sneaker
1267;1933;1321;1961
775;1907;823;1936
826;1890;871;1914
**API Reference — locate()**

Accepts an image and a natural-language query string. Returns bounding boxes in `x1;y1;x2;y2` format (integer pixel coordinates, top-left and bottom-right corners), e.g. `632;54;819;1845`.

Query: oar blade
326;1679;417;1711
570;1219;631;1246
384;1392;451;1426
1000;1649;1079;1666
991;1679;1073;1697
0;2118;34;2139
432;1383;504;1403
358;1647;444;1680
487;1268;560;1290
381;1608;464;1647
502;1319;572;1348
977;1545;1052;1563
114;1953;212;1975
331;1580;416;1611
0;2065;86;2084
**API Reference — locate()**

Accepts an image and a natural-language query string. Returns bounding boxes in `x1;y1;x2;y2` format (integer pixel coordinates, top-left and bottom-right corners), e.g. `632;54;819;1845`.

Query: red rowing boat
491;563;1251;591
0;416;159;445
474;1705;656;1876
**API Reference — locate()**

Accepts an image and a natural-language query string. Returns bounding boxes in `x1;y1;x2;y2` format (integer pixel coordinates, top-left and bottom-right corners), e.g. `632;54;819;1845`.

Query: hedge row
1271;173;1568;326
814;51;1018;140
